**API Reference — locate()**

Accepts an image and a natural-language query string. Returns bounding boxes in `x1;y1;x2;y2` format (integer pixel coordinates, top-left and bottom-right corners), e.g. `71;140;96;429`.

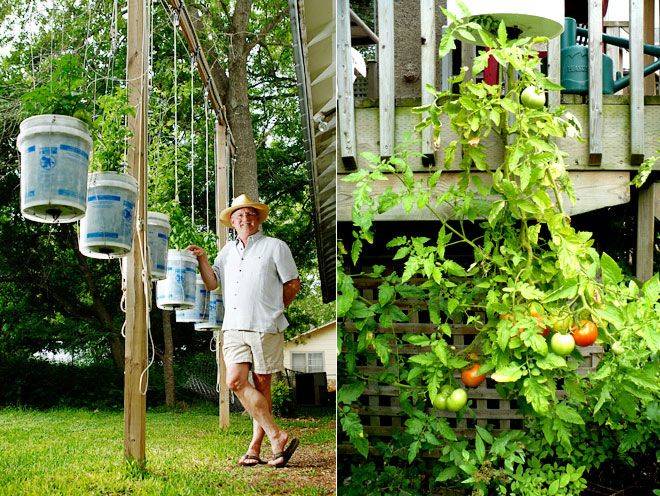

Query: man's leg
226;363;289;462
244;372;271;462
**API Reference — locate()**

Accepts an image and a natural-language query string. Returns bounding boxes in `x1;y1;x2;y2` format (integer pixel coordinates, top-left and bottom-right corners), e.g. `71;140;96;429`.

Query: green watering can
561;17;660;94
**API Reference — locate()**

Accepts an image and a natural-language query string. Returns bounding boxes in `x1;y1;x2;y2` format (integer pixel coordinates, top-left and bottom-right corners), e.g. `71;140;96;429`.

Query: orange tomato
571;320;598;347
461;364;486;388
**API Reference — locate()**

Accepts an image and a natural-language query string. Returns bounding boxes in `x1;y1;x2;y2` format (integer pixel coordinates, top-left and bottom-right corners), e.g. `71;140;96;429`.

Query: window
291;352;324;373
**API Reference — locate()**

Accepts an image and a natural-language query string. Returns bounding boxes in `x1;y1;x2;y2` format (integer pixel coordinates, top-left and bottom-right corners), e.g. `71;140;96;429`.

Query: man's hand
186;244;207;260
186;245;218;291
283;278;301;308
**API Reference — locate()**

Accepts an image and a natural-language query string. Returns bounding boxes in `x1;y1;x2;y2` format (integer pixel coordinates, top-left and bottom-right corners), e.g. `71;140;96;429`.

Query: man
187;194;302;468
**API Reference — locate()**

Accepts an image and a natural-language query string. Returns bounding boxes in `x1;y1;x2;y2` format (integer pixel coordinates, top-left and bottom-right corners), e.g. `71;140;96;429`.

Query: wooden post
636;182;657;281
377;0;395;158
547;37;561;109
588;0;603;165
214;121;230;429
124;0;149;466
643;0;656;95
461;42;475;81
630;0;645;164
440;26;452;92
420;0;436;164
337;0;357;168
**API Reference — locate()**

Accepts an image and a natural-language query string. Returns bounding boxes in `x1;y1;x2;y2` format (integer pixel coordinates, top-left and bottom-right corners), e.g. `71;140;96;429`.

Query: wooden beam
337;0;357;168
636;182;656;281
630;0;646;164
163;0;234;149
124;0;149;466
547;37;561;109
420;0;436;163
214;122;230;429
377;0;395;157
588;0;603;165
337;171;631;221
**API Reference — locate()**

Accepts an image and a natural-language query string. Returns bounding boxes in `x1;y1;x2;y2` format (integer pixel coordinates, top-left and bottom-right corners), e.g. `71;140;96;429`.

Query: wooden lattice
346;276;604;441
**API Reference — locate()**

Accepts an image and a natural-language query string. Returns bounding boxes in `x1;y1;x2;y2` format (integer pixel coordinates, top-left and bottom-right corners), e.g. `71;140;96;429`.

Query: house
284;321;337;390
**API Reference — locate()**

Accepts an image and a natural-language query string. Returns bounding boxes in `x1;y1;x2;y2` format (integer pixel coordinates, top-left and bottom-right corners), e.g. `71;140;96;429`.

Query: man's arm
186;245;219;291
283;278;301;307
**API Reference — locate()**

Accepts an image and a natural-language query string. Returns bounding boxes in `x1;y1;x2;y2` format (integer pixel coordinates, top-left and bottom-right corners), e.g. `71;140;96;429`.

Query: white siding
283;323;337;385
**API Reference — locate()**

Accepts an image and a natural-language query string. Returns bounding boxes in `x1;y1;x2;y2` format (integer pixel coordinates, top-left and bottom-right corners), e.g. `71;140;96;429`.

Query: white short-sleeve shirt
212;231;299;333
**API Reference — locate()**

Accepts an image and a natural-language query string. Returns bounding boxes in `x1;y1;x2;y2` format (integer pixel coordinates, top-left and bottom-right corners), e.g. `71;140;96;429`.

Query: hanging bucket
156;249;198;310
194;288;224;331
17;114;93;223
147;211;171;280
79;172;138;259
175;275;209;322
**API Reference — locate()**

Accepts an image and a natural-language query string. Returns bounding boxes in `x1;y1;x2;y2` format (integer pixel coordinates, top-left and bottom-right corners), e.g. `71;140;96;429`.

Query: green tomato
550;333;575;356
521;86;546;109
611;341;624;355
446;388;468;412
432;393;448;410
551;313;573;333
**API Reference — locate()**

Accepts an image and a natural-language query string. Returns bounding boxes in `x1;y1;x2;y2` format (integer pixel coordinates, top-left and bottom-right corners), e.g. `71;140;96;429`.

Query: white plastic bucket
176;275;209;322
79;172;138;259
194;288;224;331
156;249;198;310
17;114;93;223
147;211;171;280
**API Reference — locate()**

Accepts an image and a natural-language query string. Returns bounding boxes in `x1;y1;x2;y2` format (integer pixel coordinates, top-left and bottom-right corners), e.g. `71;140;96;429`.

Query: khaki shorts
221;330;284;374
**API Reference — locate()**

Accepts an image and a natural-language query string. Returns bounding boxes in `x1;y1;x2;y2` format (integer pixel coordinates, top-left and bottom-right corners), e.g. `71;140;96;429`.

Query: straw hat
219;194;269;227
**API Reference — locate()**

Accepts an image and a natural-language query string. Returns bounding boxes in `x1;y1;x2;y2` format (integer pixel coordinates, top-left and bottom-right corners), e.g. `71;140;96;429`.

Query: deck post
636;181;657;281
588;0;603;165
547;37;561;109
377;0;395;158
337;0;357;167
215;122;230;429
630;0;645;164
420;0;436;164
124;0;149;467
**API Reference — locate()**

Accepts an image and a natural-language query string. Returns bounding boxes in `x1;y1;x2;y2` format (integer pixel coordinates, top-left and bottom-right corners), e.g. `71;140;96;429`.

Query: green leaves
491;364;523;383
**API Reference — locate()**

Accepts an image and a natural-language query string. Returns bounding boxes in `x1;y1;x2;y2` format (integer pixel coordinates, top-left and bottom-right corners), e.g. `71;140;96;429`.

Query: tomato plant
338;11;660;495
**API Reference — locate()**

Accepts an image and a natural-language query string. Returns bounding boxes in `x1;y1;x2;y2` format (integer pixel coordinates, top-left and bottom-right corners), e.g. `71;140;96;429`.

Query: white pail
147;212;171;280
17;114;92;223
79;172;138;259
156;249;198;310
176;275;209;322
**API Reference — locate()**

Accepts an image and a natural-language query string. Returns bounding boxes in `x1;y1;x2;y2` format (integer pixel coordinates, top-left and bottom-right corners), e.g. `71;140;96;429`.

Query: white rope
173;11;179;202
204;89;210;230
190;53;195;225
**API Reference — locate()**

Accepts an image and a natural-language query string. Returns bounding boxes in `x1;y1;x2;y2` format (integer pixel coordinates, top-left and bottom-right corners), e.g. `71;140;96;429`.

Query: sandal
238;454;265;467
269;438;299;468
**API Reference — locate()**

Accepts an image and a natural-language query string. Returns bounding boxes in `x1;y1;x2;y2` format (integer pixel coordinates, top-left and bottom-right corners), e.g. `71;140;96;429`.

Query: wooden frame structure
124;0;232;466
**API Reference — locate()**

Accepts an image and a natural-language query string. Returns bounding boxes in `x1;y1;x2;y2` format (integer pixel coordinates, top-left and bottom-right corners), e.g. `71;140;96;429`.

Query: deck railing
338;0;657;168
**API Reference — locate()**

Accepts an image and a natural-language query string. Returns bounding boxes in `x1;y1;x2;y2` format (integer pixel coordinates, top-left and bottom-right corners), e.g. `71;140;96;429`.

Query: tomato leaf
601;252;623;285
555;404;585;425
491;364;523;383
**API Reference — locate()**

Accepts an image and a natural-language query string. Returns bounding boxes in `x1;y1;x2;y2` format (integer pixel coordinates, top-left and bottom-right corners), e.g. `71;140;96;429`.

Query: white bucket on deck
17;114;93;223
79;172;138;259
194;288;224;331
156;249;198;310
147;211;171;280
176;275;209;322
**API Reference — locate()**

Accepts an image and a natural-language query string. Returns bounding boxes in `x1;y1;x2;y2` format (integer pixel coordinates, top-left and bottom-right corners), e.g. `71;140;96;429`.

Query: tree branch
244;7;287;55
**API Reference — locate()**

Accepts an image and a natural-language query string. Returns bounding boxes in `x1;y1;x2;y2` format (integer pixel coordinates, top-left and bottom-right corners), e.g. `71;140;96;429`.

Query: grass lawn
0;404;336;495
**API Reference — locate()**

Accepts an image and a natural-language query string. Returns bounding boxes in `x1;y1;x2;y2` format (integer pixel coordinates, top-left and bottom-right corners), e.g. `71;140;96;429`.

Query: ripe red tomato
572;320;598;346
461;364;486;388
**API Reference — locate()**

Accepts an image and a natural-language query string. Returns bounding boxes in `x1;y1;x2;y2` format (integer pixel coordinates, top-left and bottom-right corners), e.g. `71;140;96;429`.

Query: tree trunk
162;309;176;407
225;0;259;199
66;225;125;370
